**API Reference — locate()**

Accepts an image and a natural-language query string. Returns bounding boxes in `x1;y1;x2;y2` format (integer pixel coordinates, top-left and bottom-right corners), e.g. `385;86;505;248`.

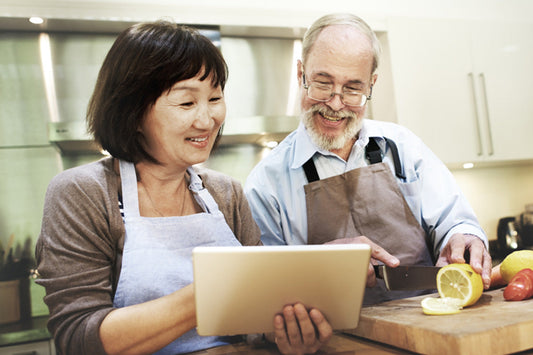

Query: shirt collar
291;119;376;169
291;122;317;169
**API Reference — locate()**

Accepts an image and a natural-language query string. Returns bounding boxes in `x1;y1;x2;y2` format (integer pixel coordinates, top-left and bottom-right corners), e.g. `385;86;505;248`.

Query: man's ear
297;60;304;85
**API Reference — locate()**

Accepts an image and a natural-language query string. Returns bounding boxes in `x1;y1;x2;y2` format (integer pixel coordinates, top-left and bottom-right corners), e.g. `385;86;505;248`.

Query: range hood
2;17;303;154
48;115;300;154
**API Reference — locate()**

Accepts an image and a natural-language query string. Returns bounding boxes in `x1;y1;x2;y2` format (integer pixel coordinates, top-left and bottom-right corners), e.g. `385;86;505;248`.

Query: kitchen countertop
0;316;51;347
0;317;411;354
187;332;413;354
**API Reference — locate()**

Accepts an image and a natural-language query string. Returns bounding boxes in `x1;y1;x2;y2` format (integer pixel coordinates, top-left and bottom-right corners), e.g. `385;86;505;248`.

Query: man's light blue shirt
244;119;487;258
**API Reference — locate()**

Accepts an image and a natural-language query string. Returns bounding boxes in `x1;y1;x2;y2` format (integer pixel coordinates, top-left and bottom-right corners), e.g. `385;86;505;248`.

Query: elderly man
244;13;491;305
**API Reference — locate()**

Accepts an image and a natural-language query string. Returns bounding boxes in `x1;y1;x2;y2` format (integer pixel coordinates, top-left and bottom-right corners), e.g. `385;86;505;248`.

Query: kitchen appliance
519;203;533;246
497;204;533;258
497;216;521;256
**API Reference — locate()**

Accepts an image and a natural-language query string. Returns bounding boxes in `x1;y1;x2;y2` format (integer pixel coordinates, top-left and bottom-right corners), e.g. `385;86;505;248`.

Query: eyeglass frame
301;72;373;107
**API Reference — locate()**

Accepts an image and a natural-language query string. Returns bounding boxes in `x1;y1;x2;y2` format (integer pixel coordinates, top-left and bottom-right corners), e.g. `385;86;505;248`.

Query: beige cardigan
36;157;261;354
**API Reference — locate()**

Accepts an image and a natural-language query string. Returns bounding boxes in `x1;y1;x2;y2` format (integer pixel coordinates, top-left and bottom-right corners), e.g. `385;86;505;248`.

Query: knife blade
374;265;441;291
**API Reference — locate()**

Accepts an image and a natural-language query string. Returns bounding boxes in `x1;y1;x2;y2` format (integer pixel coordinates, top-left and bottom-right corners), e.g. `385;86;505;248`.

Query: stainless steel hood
48;115;300;154
22;19;304;154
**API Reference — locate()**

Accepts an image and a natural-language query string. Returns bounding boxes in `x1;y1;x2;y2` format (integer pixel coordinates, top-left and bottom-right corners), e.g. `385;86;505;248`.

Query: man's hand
325;236;399;287
269;303;332;354
436;233;492;289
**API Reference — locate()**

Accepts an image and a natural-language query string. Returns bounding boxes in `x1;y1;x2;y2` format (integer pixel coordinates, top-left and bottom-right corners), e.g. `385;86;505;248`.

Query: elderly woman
36;21;331;355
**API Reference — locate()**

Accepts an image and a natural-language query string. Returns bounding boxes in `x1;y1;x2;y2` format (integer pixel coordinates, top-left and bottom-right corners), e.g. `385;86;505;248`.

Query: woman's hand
268;303;332;354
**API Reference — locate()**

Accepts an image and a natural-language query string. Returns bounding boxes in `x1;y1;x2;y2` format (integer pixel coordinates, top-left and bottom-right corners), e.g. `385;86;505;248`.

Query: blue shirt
244;119;488;258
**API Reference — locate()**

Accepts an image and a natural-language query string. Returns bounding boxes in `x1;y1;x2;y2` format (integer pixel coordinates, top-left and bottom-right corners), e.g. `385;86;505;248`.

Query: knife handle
373;264;384;279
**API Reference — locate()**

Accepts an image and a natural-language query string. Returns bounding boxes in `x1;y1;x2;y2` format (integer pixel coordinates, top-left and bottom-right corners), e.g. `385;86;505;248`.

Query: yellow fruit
421;297;463;315
500;250;533;283
436;263;483;307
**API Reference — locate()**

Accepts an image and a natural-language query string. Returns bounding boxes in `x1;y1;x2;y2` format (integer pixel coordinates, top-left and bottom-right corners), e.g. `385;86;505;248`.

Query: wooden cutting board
344;288;533;354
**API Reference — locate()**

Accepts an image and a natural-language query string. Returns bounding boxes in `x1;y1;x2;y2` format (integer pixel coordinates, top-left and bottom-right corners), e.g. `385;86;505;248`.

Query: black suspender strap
384;138;406;180
303;137;405;183
303;157;320;183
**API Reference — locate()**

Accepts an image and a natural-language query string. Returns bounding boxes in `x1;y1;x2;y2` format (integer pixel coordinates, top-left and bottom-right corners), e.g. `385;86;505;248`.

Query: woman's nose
194;104;215;129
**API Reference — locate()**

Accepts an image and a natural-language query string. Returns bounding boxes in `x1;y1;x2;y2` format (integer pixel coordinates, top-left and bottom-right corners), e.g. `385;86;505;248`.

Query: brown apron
303;140;434;304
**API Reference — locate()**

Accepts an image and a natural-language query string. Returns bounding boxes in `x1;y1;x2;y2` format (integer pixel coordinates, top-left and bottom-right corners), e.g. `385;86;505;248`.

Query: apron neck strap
383;138;406;180
303;158;320;183
119;159;141;217
363;137;406;180
303;137;405;183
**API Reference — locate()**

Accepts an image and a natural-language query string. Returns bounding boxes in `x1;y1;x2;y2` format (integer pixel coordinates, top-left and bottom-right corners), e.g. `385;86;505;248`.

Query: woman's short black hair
87;20;228;163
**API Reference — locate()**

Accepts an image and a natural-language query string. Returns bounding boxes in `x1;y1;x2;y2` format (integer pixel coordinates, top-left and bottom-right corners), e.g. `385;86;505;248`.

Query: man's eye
344;87;361;93
314;83;332;90
180;102;194;107
210;96;222;102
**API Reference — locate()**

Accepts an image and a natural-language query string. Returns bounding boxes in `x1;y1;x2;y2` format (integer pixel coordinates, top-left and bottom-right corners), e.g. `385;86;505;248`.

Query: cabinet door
471;21;533;162
0;339;53;355
387;18;482;166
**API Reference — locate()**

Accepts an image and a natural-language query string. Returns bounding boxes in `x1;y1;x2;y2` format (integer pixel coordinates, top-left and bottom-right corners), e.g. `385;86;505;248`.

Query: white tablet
193;244;371;336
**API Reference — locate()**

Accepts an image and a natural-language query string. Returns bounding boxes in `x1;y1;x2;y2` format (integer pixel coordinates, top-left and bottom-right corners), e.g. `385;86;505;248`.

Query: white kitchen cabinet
387;17;533;167
470;21;533;162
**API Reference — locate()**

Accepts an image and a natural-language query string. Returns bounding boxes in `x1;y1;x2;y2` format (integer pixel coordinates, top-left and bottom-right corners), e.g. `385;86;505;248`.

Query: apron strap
365;137;383;164
303;158;320;183
119;159;141;217
384;138;406;180
304;137;405;183
365;137;405;179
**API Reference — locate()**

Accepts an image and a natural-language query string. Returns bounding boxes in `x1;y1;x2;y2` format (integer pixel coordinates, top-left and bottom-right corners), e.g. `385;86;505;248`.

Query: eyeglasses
302;73;372;107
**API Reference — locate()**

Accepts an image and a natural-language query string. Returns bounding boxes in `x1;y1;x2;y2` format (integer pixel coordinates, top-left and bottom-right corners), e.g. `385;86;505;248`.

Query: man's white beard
302;104;364;151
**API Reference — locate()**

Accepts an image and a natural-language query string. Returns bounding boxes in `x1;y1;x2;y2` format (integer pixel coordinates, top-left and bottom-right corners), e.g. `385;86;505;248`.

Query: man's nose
325;92;346;111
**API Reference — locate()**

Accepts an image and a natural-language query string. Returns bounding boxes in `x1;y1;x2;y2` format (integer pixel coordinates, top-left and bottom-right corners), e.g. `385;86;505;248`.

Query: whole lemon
500;250;533;283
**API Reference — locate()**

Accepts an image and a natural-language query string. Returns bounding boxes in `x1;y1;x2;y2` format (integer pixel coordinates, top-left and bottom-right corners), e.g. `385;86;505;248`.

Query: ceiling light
264;141;278;149
29;17;44;25
463;163;474;169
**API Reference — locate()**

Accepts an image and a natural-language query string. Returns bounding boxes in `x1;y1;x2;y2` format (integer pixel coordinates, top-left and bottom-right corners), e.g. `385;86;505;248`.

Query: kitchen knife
374;265;441;291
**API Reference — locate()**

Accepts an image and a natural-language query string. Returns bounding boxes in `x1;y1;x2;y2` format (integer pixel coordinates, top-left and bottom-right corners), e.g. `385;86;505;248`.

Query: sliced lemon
436;263;483;307
421;297;463;315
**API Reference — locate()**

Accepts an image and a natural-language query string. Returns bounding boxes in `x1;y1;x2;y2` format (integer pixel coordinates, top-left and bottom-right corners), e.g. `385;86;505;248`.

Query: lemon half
421;297;463;315
436;263;483;307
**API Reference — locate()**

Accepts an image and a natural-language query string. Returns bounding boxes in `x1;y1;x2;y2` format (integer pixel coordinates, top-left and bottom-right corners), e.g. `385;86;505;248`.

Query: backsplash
451;163;533;241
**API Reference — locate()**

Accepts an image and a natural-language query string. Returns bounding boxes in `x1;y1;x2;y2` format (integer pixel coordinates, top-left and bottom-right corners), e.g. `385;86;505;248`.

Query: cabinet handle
478;73;494;156
468;72;483;156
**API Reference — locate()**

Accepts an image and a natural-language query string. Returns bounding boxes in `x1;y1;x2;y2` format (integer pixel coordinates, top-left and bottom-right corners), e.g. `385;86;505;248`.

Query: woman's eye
210;96;222;102
180;101;194;107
